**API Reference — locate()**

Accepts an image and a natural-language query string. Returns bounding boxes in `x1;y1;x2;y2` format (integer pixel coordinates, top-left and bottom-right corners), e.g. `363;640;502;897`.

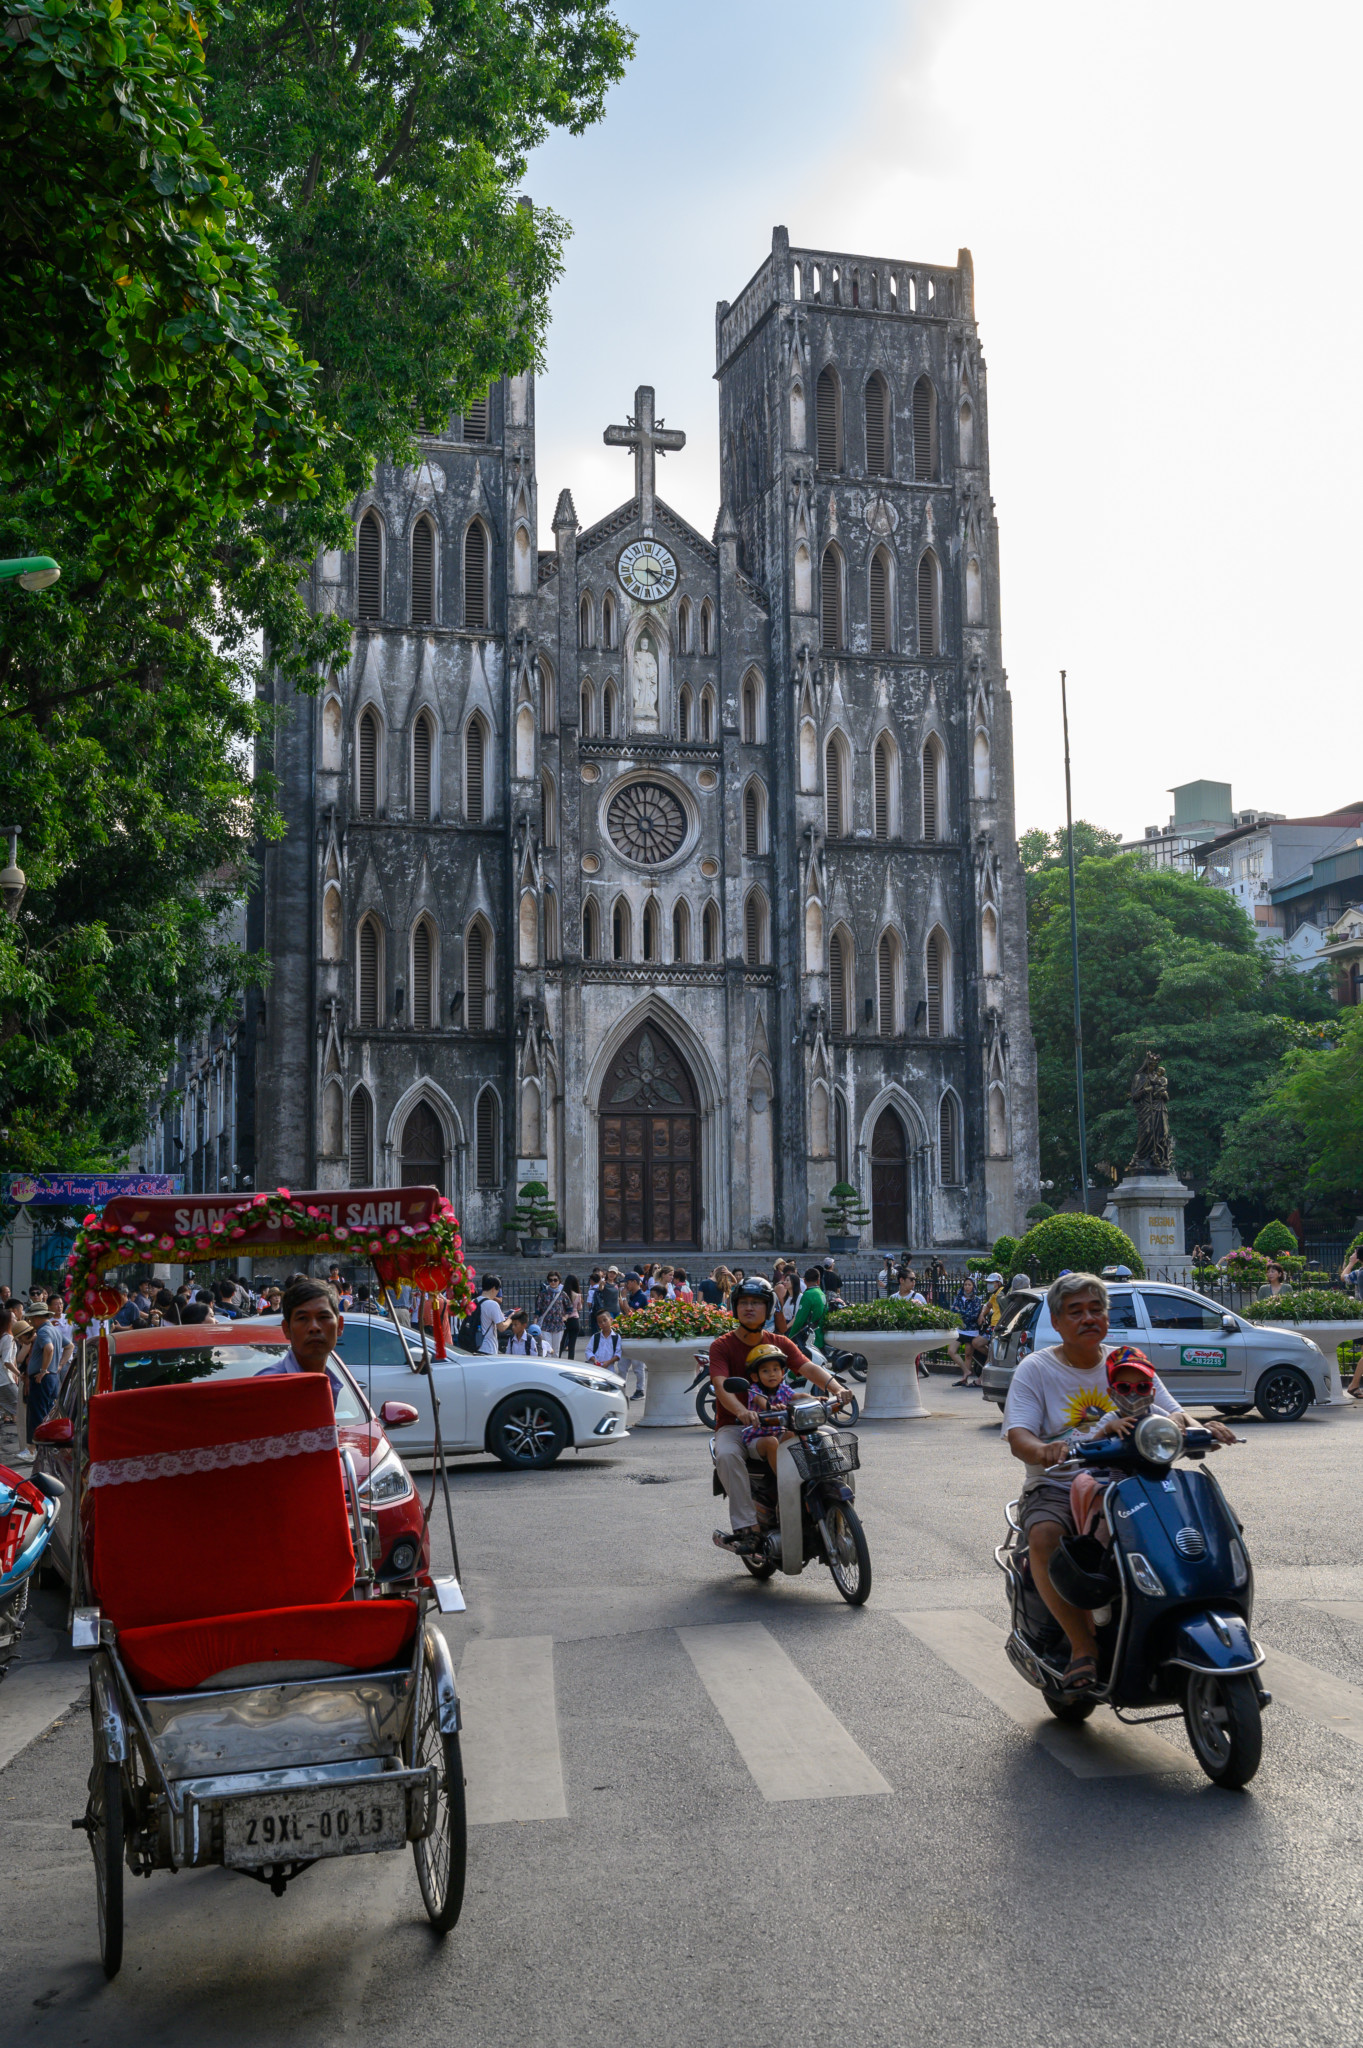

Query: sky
524;0;1361;842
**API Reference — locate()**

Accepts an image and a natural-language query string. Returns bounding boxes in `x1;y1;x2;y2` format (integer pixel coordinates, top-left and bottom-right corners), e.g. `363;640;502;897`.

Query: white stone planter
627;1339;709;1428
1252;1320;1363;1406
833;1329;952;1419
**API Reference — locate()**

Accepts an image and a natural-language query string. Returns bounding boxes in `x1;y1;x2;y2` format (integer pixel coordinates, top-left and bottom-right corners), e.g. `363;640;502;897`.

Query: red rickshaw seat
88;1375;416;1692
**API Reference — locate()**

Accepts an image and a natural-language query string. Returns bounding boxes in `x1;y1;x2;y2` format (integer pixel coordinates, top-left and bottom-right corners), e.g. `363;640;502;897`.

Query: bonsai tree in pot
513;1181;559;1256
822;1182;871;1256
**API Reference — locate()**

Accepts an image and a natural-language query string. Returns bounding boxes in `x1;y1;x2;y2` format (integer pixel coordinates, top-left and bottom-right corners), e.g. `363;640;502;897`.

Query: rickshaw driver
709;1277;847;1554
255;1279;347;1403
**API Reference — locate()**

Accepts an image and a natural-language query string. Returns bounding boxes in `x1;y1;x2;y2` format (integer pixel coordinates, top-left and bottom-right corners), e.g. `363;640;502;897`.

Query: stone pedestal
1110;1174;1194;1281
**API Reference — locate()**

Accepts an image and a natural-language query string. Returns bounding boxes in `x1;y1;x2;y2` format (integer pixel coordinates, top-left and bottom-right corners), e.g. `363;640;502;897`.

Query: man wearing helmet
709;1276;848;1553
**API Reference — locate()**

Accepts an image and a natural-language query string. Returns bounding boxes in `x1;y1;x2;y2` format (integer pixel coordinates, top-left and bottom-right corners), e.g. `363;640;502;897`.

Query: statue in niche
631;631;659;730
1127;1049;1174;1175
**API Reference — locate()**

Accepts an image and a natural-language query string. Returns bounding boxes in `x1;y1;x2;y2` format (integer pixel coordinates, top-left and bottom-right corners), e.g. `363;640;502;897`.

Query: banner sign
3;1173;183;1207
95;1186;441;1258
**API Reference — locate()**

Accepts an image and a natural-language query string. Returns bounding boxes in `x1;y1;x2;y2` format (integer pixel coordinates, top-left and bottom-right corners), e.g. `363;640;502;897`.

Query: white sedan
242;1312;630;1469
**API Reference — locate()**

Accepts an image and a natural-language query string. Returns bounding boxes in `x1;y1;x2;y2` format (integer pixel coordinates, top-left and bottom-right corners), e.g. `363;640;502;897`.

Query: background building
248;227;1038;1253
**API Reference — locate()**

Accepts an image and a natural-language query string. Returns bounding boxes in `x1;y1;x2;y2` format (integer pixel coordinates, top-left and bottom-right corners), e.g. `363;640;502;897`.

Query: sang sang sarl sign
98;1188;438;1250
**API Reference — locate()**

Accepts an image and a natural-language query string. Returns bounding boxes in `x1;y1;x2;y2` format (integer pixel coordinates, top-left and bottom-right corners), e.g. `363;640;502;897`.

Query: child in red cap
1069;1346;1161;1535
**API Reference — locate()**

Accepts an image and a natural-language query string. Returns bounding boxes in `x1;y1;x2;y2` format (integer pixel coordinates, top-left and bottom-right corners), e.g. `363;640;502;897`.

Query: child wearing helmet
740;1345;797;1472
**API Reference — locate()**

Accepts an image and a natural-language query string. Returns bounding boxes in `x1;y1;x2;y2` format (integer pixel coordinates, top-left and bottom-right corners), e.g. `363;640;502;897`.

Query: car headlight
558;1370;618;1393
1133;1414;1182;1465
358;1449;414;1505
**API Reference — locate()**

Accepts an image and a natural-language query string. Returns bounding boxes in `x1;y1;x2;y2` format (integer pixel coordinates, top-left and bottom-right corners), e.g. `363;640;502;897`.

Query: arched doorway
400;1100;445;1195
870;1107;908;1247
599;1021;699;1249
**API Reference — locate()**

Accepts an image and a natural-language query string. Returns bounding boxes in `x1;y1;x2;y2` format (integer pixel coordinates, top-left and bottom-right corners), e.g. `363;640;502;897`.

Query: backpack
455;1307;483;1354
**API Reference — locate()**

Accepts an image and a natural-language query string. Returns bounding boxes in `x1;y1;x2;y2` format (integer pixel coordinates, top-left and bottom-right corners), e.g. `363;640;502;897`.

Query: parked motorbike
711;1385;871;1605
996;1417;1268;1787
0;1462;63;1682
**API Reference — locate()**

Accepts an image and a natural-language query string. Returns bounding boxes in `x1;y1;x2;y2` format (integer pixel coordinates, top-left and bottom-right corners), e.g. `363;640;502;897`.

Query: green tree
1026;850;1334;1201
1214;1007;1363;1225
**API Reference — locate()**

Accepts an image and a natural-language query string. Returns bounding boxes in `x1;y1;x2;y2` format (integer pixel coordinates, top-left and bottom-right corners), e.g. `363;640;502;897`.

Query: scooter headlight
1133;1414;1182;1465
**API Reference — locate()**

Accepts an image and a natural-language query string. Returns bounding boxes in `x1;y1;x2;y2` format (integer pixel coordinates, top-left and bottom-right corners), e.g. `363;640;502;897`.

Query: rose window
606;781;687;865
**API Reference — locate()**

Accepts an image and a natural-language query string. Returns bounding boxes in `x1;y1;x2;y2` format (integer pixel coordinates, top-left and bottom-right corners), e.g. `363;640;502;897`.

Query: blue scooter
996;1416;1269;1787
0;1462;63;1682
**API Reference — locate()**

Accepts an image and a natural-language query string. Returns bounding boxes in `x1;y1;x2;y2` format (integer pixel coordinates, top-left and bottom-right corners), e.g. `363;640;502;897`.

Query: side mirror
33;1414;74;1445
1221;1313;1238;1334
380;1400;420;1429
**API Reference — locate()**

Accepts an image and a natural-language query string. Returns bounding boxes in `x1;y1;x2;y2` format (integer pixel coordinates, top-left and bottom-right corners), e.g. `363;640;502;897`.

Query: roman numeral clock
616;538;678;604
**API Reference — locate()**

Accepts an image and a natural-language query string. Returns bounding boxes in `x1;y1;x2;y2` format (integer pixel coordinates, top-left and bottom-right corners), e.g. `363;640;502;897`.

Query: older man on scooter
1004;1271;1235;1692
709;1276;847;1555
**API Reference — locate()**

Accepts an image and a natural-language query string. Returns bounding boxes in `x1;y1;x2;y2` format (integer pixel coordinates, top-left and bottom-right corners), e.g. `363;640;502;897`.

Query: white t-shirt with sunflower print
1003;1345;1179;1490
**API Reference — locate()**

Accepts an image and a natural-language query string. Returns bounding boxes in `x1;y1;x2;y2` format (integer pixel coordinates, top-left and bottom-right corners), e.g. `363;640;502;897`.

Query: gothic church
252;227;1040;1253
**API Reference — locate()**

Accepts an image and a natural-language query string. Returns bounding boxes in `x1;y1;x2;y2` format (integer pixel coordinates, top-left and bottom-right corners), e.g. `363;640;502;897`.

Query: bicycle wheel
412;1637;467;1933
87;1756;124;1979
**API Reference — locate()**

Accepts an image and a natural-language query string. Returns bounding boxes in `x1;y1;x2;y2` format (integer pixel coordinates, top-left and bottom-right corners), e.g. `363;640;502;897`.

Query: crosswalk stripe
456;1635;568;1823
893;1610;1194;1778
1262;1631;1363;1747
678;1622;892;1801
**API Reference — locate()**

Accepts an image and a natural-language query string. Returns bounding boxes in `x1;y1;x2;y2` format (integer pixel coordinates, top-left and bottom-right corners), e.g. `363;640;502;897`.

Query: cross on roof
603;385;685;534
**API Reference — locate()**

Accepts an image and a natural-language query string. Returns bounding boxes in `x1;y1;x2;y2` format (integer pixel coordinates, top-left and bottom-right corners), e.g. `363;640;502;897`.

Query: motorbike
710;1384;871;1605
996;1416;1268;1788
0;1461;63;1682
689;1344;865;1429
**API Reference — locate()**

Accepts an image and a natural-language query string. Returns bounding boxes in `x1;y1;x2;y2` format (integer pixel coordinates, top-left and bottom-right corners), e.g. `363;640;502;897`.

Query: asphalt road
5;1386;1363;2048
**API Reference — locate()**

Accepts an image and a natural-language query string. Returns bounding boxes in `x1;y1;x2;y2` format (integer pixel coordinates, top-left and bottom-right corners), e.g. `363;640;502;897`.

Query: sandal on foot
1061;1655;1099;1693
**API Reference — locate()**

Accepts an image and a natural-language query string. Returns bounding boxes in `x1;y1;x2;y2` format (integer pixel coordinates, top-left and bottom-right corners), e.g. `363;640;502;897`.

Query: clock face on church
616;538;678;603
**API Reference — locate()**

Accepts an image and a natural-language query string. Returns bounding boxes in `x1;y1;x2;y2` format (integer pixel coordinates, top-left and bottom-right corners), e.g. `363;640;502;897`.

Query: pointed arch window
411;710;433;821
357;915;382;1029
869;548;891;653
410;516;435;625
672;900;690;962
678;684;692;741
357;708;380;817
912;375;939;480
816;366;843;471
973;728;991;801
544;889;559;960
741;674;757;743
463;520;489;629
744;890;768;967
700;600;714;655
917;549;941;656
465;917;490;1030
602;680;616;739
828;930;849;1034
540;769;557;848
601;590;617;650
579;593;595;648
702;899;721;962
824;735;847;839
834;1089;849;1181
926;928;948;1037
873;736;893;840
642;897;661;962
475;1086;499;1186
958;394;975;465
677;597;692;654
411;918;434;1028
864;372;890;475
580;680;595;736
820;544;843;650
877;931;899;1035
582;896;600;960
612;897;631;961
463;393;489;443
922;736;944;842
700;687;715;742
538;658;556;729
939;1092;959;1182
348;1086;373;1187
401;1100;445;1193
357;510;383;621
464;715;486;824
743;780;766;857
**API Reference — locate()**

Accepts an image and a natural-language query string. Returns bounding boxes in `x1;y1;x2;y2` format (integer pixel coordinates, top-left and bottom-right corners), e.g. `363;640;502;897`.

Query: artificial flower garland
65;1187;475;1327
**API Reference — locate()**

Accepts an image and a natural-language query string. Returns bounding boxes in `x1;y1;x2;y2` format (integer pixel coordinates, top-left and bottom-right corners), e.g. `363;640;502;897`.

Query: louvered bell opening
464;523;488;629
917;553;939;657
922;747;939;842
878;937;895;1036
464;395;489;443
358;920;379;1029
465;720;484;824
926;934;944;1037
411;520;434;625
744;898;763;966
825;745;842;839
744;787;759;856
912;377;937;481
412;922;432;1028
829;934;846;1033
816;370;840;472
865;377;888;475
874;744;889;840
357;512;382;621
465;923;486;1030
939;1096;957;1180
476;1090;498;1185
820;549;841;650
412;715;432;821
348;1089;372;1187
870;554;889;653
357;711;378;817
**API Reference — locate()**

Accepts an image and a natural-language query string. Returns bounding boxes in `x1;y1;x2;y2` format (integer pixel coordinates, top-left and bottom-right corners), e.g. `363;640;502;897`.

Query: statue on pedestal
1127;1050;1174;1175
631;632;659;730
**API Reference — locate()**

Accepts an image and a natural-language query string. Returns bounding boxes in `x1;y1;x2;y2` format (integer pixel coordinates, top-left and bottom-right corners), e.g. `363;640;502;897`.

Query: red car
34;1319;430;1589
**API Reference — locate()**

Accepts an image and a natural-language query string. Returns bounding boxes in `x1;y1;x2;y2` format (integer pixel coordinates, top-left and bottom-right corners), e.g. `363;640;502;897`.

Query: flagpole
1061;670;1091;1214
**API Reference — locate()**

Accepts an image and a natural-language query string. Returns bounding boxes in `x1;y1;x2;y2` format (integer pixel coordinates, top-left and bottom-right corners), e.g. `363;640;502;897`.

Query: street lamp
0;829;25;922
0;556;60;591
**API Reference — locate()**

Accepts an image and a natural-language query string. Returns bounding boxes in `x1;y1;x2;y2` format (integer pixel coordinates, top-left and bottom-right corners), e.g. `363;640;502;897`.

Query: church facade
251;227;1039;1253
